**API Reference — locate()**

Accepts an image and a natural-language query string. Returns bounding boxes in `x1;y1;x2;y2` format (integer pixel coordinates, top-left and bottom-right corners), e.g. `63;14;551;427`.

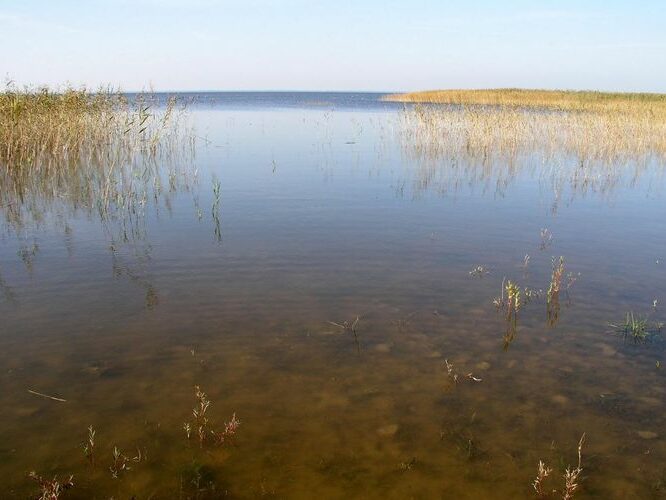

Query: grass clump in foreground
0;81;190;170
609;312;663;342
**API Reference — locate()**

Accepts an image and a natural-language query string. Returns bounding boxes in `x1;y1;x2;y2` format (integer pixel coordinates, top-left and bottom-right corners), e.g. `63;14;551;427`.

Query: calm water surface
1;93;665;498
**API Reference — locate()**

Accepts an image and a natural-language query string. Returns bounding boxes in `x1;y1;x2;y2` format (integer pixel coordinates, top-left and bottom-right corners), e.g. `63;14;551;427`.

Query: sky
1;0;665;92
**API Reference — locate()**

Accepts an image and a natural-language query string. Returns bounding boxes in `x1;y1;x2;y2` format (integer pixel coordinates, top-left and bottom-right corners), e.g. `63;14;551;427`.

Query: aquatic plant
547;257;565;326
547;257;565;302
493;279;521;348
444;359;459;384
329;316;362;353
211;413;241;446
494;278;545;347
28;471;74;500
109;446;141;479
562;434;586;500
494;279;522;320
385;88;666;113
532;433;586;499
0;82;197;248
609;313;663;342
82;425;95;467
523;287;543;305
444;359;482;385
184;385;240;448
328;316;360;334
469;265;489;277
0;82;190;170
540;229;553;250
533;460;553;497
192;386;211;448
394;93;666;202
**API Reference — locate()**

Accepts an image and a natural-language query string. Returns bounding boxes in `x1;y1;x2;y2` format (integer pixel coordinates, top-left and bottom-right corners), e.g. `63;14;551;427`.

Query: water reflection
0;136;199;309
397;105;666;206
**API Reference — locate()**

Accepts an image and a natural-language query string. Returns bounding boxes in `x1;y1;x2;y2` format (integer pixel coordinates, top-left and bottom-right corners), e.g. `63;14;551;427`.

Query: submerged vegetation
28;472;75;500
609;312;663;342
25;384;239;497
3;89;665;498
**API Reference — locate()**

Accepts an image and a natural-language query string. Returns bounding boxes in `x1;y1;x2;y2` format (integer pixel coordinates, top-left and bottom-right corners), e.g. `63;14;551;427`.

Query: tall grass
0;84;196;238
385;88;666;114
400;102;666;166
0;83;191;170
394;90;666;201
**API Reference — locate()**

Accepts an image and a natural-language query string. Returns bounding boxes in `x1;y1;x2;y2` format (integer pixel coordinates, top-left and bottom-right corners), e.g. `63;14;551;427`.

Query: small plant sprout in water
494;278;542;311
469;265;489;277
83;425;95;467
563;433;586;500
184;385;240;448
493;277;548;347
329;316;362;353
193;385;211;448
494;278;542;349
109;446;142;479
211;413;241;446
547;257;565;303
506;280;521;317
328;316;360;334
444;359;482;385
494;279;521;321
547;256;577;326
540;228;553;250
29;471;74;500
532;433;586;499
532;460;553;497
609;312;663;342
444;359;458;384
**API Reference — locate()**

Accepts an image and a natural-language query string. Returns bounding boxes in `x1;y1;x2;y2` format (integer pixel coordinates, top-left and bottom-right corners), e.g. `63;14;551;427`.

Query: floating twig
28;389;67;402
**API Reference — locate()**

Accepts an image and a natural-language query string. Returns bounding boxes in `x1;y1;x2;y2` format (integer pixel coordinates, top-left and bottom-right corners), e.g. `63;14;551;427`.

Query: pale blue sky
1;0;665;92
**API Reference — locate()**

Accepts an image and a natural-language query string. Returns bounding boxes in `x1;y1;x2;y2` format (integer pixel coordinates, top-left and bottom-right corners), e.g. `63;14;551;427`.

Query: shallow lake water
1;93;665;498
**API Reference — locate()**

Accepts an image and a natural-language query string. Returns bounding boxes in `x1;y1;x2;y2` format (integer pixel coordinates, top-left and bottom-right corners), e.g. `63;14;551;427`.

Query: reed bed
385;88;666;114
400;102;666;166
0;84;196;237
394;91;666;201
0;83;191;170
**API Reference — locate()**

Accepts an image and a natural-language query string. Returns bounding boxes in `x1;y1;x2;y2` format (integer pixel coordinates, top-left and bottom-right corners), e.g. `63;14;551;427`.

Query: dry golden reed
387;90;666;175
0;82;191;170
391;90;666;201
0;83;196;237
385;88;666;114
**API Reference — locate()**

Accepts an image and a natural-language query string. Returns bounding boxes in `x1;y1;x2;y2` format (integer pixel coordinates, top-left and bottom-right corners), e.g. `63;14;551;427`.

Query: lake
1;92;665;498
